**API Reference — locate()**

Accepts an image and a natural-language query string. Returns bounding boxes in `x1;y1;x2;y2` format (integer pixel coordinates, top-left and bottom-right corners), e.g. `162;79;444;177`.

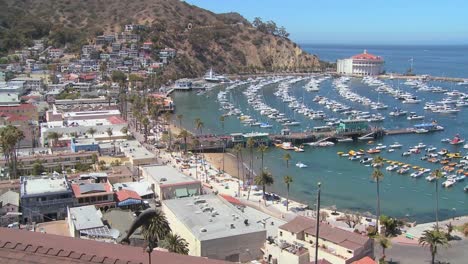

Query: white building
162;194;267;262
337;50;384;76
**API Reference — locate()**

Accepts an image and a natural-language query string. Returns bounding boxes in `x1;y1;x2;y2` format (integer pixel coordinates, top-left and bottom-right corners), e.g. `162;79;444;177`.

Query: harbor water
172;45;468;223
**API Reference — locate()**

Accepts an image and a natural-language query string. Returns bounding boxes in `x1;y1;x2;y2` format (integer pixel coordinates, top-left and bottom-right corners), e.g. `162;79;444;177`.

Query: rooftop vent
200;228;207;232
244;219;249;226
230;224;235;229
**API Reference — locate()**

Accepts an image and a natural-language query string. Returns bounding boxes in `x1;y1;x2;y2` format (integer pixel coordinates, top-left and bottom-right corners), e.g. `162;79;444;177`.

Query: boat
389;142;403;148
442;178;456;188
449;135;465;145
337;138;353;143
204;68;228;83
402;151;411;156
455;175;466;182
296;162;308;168
398;167;410;174
360;157;374;164
441;138;451;143
367;149;381;154
426;175;436;182
349;156;361;161
375;144;387;150
416;143;426;149
386;165;399;171
260;123;273;128
294;146;305;152
387;149;395;153
415;129;429;134
389;109;408;117
278;142;295;150
465;185;468;192
411;171;425;178
426;147;437;152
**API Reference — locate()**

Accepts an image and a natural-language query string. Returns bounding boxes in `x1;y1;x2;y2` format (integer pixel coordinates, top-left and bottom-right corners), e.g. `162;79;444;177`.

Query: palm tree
0;125;25;178
120;126;128;135
419;229;449;264
234;143;244;196
283;175;293;211
254;170;274;205
283;152;291;168
142;117;149;143
164;112;172;150
257;144;268;171
192;138;200;180
372;156;384;234
431;169;444;230
378;236;391;262
46;132;62;147
106;128;113;141
159;233;189;255
219;115;225;130
176;114;183;127
141;210;172;255
177;130;190;154
87;128;97;138
194;118;203;135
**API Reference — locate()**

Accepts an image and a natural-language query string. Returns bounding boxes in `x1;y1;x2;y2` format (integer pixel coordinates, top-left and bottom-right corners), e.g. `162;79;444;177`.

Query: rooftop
351;50;382;61
113;181;153;197
0;227;229;264
120;140;156;161
0;190;19;207
71;182;113;197
142;164;200;186
163;194;266;241
20;175;71;197
279;216;370;251
69;205;104;231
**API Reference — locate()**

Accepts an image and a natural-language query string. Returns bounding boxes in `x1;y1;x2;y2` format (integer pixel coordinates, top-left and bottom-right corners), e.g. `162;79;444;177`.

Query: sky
185;0;468;45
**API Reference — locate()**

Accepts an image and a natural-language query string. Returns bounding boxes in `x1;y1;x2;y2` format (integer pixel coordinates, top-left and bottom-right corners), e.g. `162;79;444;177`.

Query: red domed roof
352;50;382;61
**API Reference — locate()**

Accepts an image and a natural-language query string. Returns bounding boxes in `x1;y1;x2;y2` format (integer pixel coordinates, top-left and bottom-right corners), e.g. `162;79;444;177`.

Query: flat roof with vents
20;175;71;197
163;194;265;241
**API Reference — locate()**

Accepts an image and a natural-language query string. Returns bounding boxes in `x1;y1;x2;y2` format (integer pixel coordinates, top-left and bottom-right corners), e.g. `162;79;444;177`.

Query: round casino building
337;50;384;76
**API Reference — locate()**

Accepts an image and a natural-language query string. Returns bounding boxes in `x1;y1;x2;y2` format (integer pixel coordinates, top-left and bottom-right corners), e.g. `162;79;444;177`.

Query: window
78;198;84;203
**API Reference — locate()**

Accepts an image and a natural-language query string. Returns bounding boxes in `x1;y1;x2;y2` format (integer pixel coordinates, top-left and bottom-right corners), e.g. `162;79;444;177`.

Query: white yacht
296;162;308;168
204;68;228;83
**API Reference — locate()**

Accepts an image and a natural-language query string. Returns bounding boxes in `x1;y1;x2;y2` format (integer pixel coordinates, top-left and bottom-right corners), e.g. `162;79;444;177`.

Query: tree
120;126;128;135
283;175;293;211
246;138;256;200
257;144;268;171
87;128;97;138
106;128;113;140
372;156;385;234
46;132;62;147
142;117;149;143
111;70;127;83
419;229;449;264
194;118;204;135
141;210;172;252
177;130;190;154
283;152;291;168
191;138;200;179
378;236;392;262
159;233;189;255
380;215;404;237
445;222;454;240
0;125;25;178
219;115;225;130
234;143;244;195
32;161;45;175
176;114;183;127
344;212;362;228
254;170;274;205
431;169;444;230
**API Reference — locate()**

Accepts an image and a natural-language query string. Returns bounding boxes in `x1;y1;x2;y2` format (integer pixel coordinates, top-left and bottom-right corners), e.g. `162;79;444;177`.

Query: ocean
171;45;468;223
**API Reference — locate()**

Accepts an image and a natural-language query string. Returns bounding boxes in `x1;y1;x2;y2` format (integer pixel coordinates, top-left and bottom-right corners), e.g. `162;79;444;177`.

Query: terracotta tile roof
115;189;141;202
107;116;127;125
351;50;382;61
0;103;36;110
0;228;230;263
352;256;376;264
219;194;243;206
279;216;370;250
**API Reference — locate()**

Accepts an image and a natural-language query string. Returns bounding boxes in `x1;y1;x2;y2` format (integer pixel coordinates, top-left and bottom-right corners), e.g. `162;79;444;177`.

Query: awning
175;188;189;198
117;198;142;207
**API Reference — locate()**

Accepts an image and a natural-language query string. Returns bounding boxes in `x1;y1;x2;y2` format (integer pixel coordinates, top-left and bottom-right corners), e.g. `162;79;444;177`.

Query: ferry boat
296;162;308;168
204;68;228;83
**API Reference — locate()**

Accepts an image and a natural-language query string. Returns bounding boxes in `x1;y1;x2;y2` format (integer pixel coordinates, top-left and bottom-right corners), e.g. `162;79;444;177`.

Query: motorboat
389;109;408;116
398;167;410;174
389;142;403;148
367;149;381;154
426;147;437;152
402;151;411;156
415;128;429;134
411;171;425;178
375;144;387;150
416;143;426;149
294;146;305;152
407;113;425;120
387;149;395;153
260;123;273;128
360;157;374;164
386;165;399;171
349;155;361;161
449;135;465;145
442;178;456;188
426;175;436;182
337;138;353;143
296;162;308;168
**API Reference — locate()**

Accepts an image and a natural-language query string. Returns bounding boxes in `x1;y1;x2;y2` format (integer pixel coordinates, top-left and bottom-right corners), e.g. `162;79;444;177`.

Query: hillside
0;0;321;79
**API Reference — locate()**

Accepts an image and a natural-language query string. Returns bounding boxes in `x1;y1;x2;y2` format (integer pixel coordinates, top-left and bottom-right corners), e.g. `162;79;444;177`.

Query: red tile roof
107;116;127;125
0;103;36;111
219;194;243;206
352;50;382;61
115;189;141;202
0;227;229;263
352;256;376;264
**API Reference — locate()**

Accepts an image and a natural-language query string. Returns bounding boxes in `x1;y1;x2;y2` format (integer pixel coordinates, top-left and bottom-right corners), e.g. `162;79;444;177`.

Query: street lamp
314;182;321;264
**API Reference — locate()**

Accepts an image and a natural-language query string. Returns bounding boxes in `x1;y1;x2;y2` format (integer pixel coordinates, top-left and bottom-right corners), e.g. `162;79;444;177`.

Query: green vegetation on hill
0;0;321;78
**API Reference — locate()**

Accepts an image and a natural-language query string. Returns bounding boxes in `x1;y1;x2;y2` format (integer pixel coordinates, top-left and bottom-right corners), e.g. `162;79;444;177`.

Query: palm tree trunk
236;152;240;197
263;184;266;206
286;185;290;211
435;180;439;230
431;249;435;264
376;178;381;234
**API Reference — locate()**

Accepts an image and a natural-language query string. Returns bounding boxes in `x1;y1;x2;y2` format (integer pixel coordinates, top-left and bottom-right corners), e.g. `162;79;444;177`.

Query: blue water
172;45;468;223
302;44;468;78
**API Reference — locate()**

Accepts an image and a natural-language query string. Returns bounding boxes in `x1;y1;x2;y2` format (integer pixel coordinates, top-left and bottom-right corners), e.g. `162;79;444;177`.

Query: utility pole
314;182;321;264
